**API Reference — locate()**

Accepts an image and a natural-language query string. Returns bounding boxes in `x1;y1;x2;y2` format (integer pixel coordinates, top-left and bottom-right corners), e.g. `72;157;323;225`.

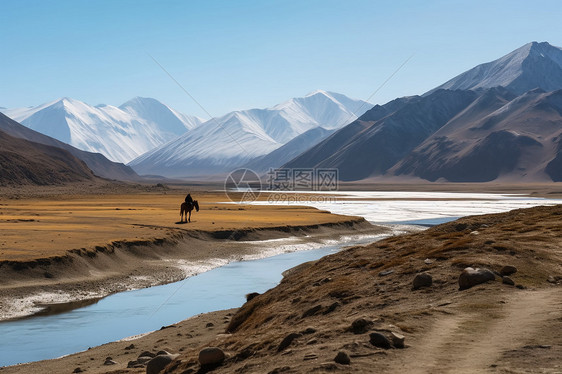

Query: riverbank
5;204;559;373
0;190;387;321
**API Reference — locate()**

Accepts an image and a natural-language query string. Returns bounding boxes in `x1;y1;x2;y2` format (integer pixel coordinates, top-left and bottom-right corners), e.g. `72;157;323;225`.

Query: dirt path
400;288;562;373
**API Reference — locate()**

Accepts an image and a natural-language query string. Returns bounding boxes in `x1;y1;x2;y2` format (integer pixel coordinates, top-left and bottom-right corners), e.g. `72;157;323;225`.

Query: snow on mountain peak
428;41;562;95
3;97;200;163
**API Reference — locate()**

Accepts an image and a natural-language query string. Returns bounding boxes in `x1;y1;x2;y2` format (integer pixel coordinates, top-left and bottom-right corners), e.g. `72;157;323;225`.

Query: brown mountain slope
0;129;95;186
0;113;139;181
162;204;562;373
392;89;562;182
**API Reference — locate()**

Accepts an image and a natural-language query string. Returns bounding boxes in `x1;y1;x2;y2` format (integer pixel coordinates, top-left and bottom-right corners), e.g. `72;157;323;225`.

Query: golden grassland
0;191;354;262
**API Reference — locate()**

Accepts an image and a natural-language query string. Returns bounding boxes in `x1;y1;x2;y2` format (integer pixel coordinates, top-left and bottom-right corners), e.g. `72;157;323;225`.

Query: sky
1;0;562;118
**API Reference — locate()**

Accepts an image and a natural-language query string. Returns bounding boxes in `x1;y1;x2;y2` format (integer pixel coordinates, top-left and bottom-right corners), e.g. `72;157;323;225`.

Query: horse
180;200;199;223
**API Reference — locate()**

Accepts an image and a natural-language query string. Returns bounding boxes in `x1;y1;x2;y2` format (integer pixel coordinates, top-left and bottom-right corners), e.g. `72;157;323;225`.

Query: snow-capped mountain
427;41;562;95
2;97;203;163
129;90;371;177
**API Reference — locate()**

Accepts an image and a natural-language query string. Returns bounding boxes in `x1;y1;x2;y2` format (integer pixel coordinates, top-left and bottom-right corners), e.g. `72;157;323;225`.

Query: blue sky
1;0;561;117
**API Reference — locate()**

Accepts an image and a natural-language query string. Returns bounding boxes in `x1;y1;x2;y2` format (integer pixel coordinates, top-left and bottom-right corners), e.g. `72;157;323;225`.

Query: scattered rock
138;351;156;359
128;360;143;368
146;353;178;374
547;275;561;284
246;292;260;302
124;343;135;350
137;356;153;364
369;332;391;349
323;301;340;314
379;270;394;276
199;347;226;366
306;338;318;345
424;258;433;265
334;351;351;365
458;267;496;290
156;350;171;356
412;273;432;290
205;322;214;328
301;327;317;335
502;276;515;286
351;318;373;334
516;284;526;290
103;358;117;365
390;332;405;348
268;366;291;374
303;353;318;360
302;304;323;318
500;265;517;276
278;333;302;352
72;368;83;373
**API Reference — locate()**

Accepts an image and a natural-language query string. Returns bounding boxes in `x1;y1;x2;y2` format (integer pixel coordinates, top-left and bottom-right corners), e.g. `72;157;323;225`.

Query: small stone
412;273;433;290
302;304;323;318
137;356;153;364
459;267;496;290
198;347;226;366
390;332;405;348
73;368;83;373
301;327;317;335
379;270;394;276
156;350;171;356
334;351;351;365
303;353;318;360
127;360;139;368
138;351;156;359
146;354;178;374
278;333;302;352
124;343;135;350
103;359;117;365
351;318;373;334
323;301;340;314
206;322;214;328
502;276;515;286
500;265;517;276
424;258;433;264
547;275;557;283
306;338;318;345
369;332;391;349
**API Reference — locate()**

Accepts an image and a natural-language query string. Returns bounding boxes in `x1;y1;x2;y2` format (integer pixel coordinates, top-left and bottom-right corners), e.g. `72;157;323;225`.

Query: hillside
161;204;562;373
0;113;139;181
0;129;95;186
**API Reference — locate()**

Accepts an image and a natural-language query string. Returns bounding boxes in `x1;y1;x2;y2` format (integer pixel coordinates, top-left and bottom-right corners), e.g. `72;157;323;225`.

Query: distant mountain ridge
283;42;562;182
2;97;203;163
129;90;371;178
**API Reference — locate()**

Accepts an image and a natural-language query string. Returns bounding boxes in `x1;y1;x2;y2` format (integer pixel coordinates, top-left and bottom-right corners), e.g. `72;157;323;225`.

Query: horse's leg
188;208;192;223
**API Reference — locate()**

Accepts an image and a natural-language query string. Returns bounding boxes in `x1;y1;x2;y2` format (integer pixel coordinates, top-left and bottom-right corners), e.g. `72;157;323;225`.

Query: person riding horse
180;193;199;223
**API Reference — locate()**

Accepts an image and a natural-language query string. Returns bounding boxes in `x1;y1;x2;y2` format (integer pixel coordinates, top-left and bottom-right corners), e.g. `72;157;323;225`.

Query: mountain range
285;41;562;182
129;90;370;177
2;97;203;163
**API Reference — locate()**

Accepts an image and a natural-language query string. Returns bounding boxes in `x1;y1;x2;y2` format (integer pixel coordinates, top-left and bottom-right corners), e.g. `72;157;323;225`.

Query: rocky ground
4;204;561;373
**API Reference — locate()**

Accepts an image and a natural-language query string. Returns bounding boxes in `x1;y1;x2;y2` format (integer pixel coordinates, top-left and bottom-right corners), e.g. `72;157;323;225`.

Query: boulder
146;354;178;374
198;347;226;366
412;273;433;290
369;332;391;349
390;332;405;348
351;318;373;334
500;265;517;276
458;267;496;290
334;351;351;365
502;276;515;286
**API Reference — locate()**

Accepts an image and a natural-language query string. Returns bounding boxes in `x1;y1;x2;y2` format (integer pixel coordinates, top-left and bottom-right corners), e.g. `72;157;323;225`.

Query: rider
185;193;194;206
